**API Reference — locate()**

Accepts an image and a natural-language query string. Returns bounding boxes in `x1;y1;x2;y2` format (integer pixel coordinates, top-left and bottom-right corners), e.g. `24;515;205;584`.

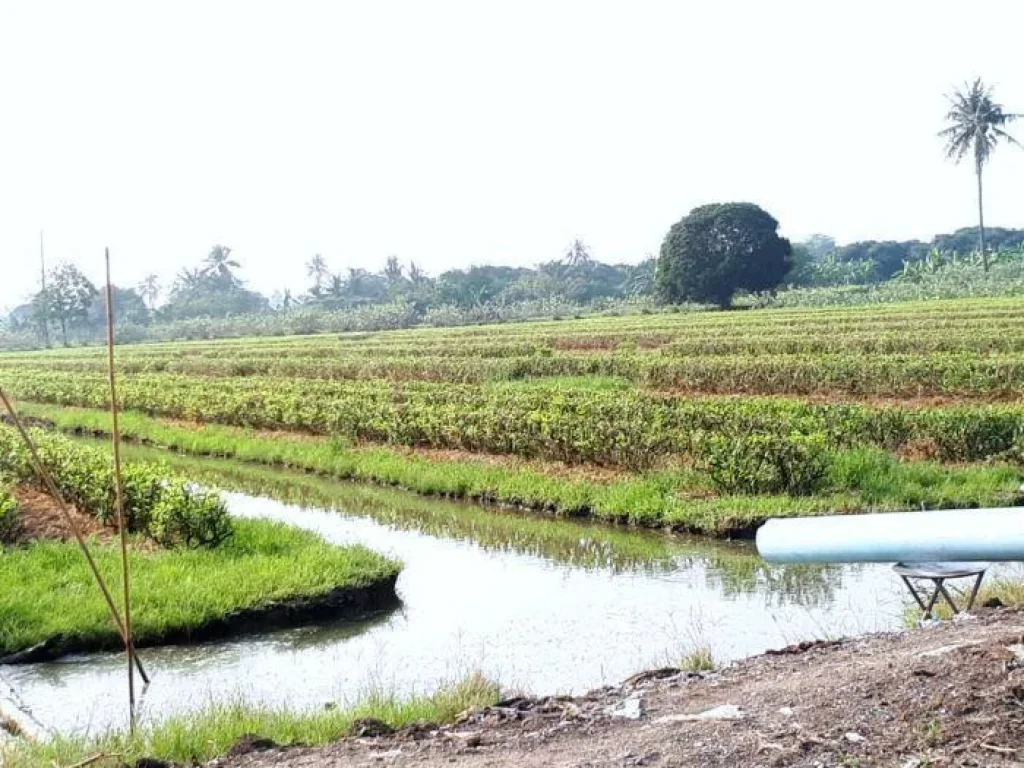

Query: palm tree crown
202;245;241;284
940;79;1020;166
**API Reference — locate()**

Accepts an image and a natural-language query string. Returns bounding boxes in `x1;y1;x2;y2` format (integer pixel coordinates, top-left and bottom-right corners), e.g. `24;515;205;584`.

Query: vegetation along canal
0;445;967;737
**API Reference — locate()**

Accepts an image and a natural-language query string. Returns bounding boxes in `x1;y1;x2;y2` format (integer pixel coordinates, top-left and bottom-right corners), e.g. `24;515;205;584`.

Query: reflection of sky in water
1;469;971;737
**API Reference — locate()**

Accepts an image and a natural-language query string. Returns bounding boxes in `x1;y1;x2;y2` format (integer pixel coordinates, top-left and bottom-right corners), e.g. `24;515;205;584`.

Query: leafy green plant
699;432;830;496
680;645;716;672
0;426;232;549
0;484;19;543
149;484;233;549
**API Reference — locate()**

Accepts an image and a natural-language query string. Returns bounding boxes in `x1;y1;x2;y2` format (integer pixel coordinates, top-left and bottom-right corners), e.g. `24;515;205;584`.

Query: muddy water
4;450;920;735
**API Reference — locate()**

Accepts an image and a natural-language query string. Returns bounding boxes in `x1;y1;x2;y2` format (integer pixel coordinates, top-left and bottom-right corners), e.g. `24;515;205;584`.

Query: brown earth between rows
213;609;1024;768
9;485;115;543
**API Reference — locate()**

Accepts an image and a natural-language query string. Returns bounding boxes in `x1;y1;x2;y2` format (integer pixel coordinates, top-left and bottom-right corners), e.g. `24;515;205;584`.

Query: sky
1;1;1023;310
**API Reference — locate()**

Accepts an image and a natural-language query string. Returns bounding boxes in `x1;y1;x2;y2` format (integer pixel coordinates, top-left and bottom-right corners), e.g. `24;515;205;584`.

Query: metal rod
0;389;149;683
105;248;136;729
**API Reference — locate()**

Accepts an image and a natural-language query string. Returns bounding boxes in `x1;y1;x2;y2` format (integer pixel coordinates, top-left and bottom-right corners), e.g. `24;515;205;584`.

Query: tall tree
939;78;1021;270
202;245;241;286
306;254;329;293
383;255;405;291
656;203;792;307
137;274;161;309
565;239;593;269
326;273;347;300
407;260;428;286
45;264;98;345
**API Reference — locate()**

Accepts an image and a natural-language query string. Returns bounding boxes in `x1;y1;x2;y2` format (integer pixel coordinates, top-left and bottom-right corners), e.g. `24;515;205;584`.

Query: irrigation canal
3;445;996;736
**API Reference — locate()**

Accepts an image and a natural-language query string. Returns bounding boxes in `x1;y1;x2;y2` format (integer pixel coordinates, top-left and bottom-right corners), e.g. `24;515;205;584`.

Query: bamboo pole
0;389;149;683
105;248;137;728
38;231;50;349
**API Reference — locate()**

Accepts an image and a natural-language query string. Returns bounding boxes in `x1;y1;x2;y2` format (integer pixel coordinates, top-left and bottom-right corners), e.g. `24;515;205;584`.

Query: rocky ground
215;609;1024;768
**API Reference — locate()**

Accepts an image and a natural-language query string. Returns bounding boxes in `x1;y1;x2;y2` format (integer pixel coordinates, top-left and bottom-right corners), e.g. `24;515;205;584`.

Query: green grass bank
0;518;401;662
14;401;1023;537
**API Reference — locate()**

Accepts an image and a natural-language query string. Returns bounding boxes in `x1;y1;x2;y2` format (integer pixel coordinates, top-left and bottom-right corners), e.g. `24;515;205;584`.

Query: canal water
3;449;923;736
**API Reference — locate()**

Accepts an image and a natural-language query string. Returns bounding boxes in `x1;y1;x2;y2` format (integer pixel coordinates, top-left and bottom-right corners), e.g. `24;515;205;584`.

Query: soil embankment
214;609;1024;767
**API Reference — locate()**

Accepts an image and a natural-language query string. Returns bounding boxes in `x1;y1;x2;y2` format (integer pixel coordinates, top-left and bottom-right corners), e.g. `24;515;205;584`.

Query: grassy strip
4;672;500;766
15;402;1023;536
0;518;400;658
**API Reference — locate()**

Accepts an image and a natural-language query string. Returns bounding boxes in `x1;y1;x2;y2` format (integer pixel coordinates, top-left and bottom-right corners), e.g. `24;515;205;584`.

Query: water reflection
116;443;847;606
704;557;851;608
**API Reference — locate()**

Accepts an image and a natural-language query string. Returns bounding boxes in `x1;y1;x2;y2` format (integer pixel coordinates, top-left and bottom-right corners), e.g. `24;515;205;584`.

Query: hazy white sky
1;1;1022;309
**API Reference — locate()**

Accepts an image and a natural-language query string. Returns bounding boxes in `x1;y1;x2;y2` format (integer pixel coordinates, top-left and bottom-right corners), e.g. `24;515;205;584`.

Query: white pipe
756;507;1024;564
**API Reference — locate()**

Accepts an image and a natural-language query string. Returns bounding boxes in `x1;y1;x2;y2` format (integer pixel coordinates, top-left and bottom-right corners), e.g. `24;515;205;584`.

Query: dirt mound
225;734;280;758
214;609;1024;767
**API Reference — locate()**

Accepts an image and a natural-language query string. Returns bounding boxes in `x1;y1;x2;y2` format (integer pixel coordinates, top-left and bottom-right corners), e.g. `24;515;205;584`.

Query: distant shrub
764;248;1024;308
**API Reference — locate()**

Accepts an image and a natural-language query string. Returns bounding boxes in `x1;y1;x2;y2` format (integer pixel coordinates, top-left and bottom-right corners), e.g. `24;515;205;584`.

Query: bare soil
214;609;1024;768
11;485;113;543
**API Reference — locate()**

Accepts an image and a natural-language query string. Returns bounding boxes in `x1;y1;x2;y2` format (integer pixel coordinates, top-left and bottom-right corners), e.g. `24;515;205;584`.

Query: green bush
149;484;233;549
0;485;19;543
698;431;831;496
0;426;232;549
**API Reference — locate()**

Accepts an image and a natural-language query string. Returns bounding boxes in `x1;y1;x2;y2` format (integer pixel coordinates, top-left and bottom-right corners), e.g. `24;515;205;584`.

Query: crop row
9;322;1024;364
5;300;1024;366
4;371;1023;468
0;425;232;548
8;297;1024;353
4;351;1023;397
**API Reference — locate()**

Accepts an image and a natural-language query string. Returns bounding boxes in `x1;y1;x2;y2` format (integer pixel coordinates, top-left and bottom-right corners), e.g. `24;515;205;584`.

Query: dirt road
213;609;1024;768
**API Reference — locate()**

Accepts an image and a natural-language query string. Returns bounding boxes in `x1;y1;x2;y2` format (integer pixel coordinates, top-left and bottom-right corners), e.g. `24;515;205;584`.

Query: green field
0;429;401;659
3;298;1023;535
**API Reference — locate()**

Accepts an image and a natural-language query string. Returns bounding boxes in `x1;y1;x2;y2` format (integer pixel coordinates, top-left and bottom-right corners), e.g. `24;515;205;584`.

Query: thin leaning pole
0;389;149;683
105;248;137;726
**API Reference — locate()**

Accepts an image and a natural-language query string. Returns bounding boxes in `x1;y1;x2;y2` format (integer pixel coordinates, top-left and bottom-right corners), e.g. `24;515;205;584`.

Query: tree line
2;78;1019;346
2;241;658;347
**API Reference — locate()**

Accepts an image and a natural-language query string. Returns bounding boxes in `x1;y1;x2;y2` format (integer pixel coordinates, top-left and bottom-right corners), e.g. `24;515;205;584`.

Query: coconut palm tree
306;254;329;293
202;245;241;286
939;78;1021;270
137;274;161;309
565;239;593;269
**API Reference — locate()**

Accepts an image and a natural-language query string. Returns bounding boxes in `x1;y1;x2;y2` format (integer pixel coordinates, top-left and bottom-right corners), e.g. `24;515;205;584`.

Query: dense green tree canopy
656;203;792;307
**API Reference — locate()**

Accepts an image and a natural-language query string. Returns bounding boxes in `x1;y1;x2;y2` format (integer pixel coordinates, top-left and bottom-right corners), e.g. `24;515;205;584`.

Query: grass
679;645;716;672
12;401;1023;537
0;518;401;657
3;672;500;766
